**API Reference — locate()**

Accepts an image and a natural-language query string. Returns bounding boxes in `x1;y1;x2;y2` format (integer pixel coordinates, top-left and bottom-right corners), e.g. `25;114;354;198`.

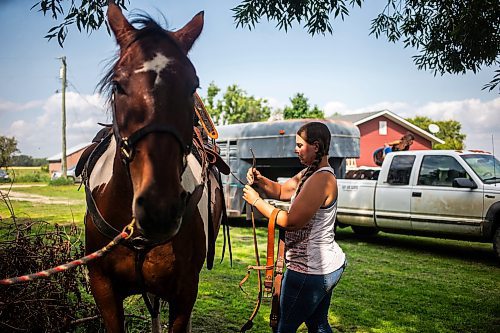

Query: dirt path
0;184;47;189
0;185;83;205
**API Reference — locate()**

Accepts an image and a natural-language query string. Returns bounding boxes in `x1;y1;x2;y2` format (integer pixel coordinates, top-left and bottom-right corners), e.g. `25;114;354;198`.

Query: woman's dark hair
400;132;415;151
295;122;331;194
402;132;415;141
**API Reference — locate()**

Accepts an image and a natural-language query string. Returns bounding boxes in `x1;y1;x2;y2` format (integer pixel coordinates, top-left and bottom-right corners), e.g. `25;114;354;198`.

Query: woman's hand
246;167;262;186
242;185;260;206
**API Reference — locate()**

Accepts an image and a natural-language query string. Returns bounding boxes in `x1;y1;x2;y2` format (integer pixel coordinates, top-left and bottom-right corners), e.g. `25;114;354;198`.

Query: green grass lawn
4;166;51;183
1;185;499;332
0;185;85;225
192;227;500;333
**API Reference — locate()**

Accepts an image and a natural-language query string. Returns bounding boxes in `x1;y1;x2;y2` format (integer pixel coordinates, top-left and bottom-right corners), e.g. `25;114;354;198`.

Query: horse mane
97;11;181;103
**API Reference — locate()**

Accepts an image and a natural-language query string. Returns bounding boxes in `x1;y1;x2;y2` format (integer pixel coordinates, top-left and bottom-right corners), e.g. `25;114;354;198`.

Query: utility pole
60;56;67;178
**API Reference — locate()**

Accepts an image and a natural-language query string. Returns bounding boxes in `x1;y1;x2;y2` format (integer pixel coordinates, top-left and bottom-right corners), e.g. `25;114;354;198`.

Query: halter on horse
83;3;224;332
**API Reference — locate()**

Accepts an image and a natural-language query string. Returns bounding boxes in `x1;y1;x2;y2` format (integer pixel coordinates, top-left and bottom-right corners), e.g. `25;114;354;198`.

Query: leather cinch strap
240;207;284;332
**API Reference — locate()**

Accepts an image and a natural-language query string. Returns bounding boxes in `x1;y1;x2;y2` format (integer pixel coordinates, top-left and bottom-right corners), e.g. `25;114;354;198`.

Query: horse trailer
215;119;360;217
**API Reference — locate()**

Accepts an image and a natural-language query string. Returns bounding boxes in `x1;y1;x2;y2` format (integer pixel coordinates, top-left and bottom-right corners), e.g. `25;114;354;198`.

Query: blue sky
1;0;499;158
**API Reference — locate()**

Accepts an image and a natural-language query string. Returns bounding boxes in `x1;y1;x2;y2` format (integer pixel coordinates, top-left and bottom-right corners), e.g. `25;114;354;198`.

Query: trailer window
387;155;415;185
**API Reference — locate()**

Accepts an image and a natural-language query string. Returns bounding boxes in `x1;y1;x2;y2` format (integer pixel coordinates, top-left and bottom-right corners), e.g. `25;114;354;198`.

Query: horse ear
173;11;204;53
107;2;136;47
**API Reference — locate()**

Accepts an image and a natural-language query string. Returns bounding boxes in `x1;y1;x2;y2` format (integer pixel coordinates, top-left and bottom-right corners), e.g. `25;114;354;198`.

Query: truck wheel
494;227;500;261
351;225;379;236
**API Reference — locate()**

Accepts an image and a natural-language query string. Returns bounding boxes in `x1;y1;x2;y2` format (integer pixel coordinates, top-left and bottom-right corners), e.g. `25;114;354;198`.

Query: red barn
47;143;91;174
332;110;444;167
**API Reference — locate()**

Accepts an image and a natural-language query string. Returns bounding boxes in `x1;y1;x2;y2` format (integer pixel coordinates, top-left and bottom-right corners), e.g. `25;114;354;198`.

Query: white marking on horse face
134;53;173;86
89;138;116;191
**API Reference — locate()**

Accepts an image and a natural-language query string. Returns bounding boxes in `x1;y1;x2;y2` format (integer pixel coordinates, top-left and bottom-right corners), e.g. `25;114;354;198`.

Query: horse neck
92;147;134;230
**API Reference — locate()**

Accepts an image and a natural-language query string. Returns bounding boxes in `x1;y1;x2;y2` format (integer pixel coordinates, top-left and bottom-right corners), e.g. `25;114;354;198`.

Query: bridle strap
125;123;190;155
110;91;191;165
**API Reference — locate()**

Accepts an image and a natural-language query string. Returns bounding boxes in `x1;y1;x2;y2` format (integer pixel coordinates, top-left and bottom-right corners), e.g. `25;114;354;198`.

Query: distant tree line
0;91;467;168
11;155;48;167
202;83;466;149
0;136;47;168
203;82;324;125
406;116;466;150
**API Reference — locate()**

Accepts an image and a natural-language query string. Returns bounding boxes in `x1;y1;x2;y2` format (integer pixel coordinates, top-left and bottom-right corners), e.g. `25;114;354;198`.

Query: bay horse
82;3;224;332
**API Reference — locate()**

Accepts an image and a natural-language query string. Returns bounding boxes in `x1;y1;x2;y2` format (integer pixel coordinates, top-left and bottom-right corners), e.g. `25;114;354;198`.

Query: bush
0;219;101;332
49;177;75;186
15;172;51;183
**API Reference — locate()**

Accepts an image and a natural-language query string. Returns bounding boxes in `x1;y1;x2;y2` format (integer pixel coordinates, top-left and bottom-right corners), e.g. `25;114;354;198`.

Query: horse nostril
136;196;145;207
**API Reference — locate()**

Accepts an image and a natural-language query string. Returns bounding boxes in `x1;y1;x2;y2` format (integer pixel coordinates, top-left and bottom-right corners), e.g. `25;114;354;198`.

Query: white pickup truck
337;150;500;259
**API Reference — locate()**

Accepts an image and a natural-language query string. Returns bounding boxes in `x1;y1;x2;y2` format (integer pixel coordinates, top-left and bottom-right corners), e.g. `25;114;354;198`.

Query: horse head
106;3;203;241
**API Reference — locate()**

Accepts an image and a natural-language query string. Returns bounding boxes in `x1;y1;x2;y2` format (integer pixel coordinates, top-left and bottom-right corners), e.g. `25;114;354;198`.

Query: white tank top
285;166;345;274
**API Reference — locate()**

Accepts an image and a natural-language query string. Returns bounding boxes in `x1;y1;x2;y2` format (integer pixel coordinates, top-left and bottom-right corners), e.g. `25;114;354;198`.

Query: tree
33;0;128;46
283;93;324;120
10;155;48;167
406;116;466;150
0;136;19;168
203;83;271;125
33;0;499;92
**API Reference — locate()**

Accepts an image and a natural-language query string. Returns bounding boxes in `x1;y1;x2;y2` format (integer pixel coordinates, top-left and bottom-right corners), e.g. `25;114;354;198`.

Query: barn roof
330;109;444;144
47;143;91;162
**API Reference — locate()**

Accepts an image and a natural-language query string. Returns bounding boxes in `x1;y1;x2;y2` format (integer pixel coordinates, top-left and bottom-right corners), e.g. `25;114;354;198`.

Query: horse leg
152;314;162;333
167;284;198;333
148;293;162;333
168;303;194;333
88;270;126;333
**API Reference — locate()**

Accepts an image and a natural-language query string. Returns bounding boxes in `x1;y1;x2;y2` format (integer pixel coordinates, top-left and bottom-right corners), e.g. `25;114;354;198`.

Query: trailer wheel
351;225;379;236
493;226;500;261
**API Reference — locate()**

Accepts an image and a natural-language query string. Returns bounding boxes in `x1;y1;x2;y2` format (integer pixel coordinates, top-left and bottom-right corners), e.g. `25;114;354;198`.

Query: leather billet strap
264;208;281;292
270;228;285;330
240;207;283;332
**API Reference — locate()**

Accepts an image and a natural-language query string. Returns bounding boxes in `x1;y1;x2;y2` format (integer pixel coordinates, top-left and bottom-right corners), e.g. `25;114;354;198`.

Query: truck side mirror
452;178;477;189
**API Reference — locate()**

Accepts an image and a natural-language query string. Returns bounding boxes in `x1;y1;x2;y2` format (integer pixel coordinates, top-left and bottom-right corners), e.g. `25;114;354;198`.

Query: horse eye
112;81;127;95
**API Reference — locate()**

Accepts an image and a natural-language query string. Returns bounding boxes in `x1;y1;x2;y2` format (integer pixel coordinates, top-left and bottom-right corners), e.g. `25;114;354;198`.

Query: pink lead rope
0;221;134;285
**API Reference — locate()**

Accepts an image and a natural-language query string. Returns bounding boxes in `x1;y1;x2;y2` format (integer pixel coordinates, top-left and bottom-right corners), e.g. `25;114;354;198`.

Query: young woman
373;132;415;166
242;121;346;333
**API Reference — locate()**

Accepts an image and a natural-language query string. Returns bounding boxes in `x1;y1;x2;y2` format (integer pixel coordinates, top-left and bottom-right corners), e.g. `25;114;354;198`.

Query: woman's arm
247;168;302;201
243;172;337;230
247;168;281;200
385;139;401;147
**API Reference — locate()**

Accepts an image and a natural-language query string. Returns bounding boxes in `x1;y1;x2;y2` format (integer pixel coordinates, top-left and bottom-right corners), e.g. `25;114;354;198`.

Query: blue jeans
277;264;345;333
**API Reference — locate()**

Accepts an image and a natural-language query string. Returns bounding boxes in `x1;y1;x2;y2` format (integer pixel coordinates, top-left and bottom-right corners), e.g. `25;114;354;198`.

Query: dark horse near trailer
80;3;225;332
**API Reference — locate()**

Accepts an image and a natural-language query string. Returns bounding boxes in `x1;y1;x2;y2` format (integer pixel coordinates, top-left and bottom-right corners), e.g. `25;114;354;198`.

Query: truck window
387;155;415;185
417;155;468;187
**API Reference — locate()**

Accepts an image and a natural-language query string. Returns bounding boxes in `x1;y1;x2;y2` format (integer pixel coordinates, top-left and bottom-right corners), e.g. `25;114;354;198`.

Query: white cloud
2;92;108;158
4;91;500;158
0;99;44;113
265;96;286;110
324;101;350;116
